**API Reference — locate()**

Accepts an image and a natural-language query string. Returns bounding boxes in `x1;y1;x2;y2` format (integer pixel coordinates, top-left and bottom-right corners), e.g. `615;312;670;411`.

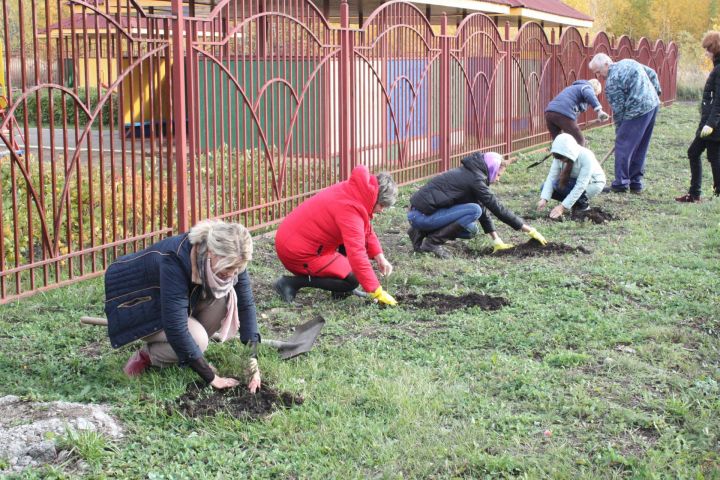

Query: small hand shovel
80;315;326;360
264;316;326;360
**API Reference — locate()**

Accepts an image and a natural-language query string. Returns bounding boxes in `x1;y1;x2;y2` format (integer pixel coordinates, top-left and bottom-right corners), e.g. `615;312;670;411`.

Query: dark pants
545;111;585;146
612;107;658;191
687;136;720;197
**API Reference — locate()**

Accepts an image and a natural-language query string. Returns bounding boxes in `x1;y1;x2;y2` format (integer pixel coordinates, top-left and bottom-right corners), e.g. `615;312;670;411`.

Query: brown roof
42;13;151;35
506;0;593;21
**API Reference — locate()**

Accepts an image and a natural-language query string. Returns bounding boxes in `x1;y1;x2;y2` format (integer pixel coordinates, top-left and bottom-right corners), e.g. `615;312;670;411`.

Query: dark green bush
11;87;119;127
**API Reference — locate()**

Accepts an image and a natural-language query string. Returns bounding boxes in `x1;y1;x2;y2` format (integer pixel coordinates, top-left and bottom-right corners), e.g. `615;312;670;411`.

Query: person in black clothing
676;31;720;203
406;152;548;259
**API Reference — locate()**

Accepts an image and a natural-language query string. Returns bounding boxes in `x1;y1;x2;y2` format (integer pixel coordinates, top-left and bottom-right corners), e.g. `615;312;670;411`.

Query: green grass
1;101;719;479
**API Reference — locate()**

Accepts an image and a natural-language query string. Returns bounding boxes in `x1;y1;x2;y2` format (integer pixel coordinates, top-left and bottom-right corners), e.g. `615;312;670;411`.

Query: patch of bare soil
476;240;591;258
570;207;615;224
397;292;509;314
172;382;304;419
78;341;106;359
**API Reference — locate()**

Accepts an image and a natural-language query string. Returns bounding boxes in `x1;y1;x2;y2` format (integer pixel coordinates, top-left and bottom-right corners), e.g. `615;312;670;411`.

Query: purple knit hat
483;152;502;183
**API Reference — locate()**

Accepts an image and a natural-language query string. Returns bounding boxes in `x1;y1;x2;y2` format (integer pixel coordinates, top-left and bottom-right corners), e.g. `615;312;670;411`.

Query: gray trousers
143;295;228;367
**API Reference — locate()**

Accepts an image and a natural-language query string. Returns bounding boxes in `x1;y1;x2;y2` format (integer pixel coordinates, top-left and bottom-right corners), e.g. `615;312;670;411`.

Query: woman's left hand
247;357;261;394
549;205;565;219
248;372;261;394
375;254;393;277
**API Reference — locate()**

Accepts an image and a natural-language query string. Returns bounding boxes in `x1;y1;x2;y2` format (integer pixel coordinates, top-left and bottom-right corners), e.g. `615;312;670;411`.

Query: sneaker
602;186;628;194
273;277;298;303
630;188;643;194
674;193;701;203
123;348;152;377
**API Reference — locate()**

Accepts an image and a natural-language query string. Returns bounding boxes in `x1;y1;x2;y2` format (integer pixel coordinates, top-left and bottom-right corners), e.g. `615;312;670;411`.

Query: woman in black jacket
676;31;720;202
104;219;261;391
407;152;548;259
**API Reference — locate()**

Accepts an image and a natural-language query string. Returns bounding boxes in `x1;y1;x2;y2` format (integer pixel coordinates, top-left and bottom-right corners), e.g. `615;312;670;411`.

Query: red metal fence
0;0;678;303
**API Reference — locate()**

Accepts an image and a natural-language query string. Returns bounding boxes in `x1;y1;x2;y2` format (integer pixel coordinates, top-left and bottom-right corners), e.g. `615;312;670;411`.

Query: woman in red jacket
274;165;398;306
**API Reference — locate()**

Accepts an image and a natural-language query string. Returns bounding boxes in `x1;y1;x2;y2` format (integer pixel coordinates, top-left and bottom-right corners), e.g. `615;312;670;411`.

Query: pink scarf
204;258;239;342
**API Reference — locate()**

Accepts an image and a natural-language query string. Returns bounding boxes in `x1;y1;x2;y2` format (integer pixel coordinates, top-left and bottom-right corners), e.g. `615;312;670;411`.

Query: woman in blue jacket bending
544;79;609;146
104;219;261;392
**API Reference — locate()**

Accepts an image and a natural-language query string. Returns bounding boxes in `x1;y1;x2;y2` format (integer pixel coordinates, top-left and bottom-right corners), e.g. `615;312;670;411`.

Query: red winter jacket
275;165;384;292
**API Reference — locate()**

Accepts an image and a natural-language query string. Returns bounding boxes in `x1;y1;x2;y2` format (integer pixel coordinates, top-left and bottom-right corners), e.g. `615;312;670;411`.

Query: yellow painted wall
77;58;119;89
77;55;171;125
119;56;171;125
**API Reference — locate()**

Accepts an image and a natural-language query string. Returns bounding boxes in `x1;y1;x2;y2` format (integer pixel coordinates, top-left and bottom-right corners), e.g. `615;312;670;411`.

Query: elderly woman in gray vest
104;219;261;392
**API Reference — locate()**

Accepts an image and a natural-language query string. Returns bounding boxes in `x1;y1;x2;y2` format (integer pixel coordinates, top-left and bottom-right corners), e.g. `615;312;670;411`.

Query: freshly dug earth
477;240;590;258
398;292;509;314
173;382;304;419
570;207;614;224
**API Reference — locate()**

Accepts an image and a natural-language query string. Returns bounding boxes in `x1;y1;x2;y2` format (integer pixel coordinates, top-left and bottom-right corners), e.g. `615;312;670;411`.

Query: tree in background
565;0;719;96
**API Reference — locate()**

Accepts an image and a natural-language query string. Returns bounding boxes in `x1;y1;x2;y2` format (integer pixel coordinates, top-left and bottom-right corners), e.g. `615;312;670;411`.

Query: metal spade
263;315;326;360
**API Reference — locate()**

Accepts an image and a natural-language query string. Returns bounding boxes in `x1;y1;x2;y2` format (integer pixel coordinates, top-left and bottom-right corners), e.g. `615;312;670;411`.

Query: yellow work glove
369;286;397;306
700;125;714;138
526;227;548;246
492;237;514;253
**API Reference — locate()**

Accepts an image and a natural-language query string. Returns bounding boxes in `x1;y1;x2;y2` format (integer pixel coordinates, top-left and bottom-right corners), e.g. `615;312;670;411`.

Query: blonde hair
587;78;602;96
189;219;253;274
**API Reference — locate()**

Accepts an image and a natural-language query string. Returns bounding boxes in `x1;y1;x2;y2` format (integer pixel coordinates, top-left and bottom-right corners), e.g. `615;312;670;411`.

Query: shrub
10;87;119;127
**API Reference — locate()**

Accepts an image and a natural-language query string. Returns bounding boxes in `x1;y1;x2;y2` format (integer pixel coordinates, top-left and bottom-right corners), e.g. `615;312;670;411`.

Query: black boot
419;222;465;259
407;226;425;252
571;192;590;212
274;274;359;303
274;276;300;303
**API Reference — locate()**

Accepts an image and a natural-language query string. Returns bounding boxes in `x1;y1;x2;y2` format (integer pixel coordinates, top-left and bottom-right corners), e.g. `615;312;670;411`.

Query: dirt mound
172;382;304;419
477;240;590;258
397;292;509;314
570;207;614;224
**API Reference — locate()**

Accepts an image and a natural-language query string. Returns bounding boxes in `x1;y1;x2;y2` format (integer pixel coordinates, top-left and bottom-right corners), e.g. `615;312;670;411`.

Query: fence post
503;22;512;157
439;14;450;172
172;0;189;232
338;0;353;180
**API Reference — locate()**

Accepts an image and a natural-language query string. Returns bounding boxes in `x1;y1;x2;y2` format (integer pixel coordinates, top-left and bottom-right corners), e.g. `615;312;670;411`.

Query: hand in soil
211;376;240;390
525;227;548;246
492;238;514;253
537;199;548;211
248;374;262;394
549;205;565;219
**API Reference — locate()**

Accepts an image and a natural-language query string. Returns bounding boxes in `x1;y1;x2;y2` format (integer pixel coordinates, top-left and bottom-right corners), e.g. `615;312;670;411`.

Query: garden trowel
263;315;326;360
80;314;326;360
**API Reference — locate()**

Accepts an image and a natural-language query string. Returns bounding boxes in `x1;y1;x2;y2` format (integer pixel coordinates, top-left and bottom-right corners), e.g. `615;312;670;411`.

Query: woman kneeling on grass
537;133;607;218
406;152;548;259
104;219;262;392
273;165;398;306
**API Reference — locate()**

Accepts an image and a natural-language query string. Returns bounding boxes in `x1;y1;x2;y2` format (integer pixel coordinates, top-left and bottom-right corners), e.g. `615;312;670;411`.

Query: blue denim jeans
407;203;483;236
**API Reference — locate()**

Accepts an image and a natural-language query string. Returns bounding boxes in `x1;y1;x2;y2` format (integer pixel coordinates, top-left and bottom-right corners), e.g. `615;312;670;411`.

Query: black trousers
687;136;720;197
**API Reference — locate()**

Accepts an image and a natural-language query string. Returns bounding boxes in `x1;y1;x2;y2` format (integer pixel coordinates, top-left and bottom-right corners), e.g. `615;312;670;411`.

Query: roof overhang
409;0;510;15
509;7;592;28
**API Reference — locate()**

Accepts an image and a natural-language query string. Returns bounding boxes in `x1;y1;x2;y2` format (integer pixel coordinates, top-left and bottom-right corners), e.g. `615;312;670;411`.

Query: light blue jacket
541;134;606;209
545;80;602;120
605;59;661;123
